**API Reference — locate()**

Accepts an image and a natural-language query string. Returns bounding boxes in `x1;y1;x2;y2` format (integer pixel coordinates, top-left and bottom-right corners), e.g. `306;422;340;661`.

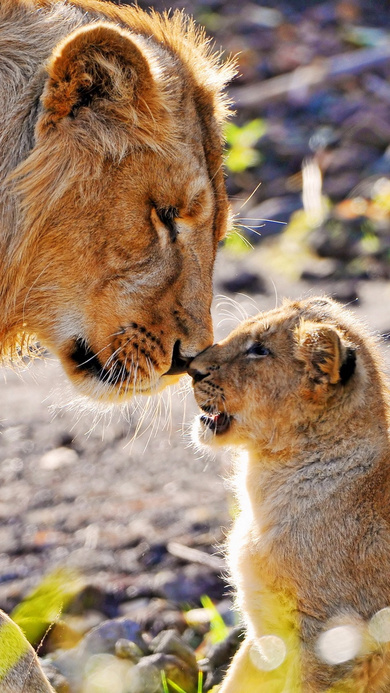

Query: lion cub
190;297;390;692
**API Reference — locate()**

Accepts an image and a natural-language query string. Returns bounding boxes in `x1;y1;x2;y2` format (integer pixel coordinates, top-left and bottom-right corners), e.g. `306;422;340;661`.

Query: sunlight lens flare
317;625;362;665
249;635;287;672
369;607;390;643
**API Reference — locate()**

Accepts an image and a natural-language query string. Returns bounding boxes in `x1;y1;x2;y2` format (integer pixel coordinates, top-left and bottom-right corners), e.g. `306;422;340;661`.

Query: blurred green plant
161;669;204;693
11;568;83;644
195;9;224;33
360;220;380;254
225;119;266;173
223;228;252;254
200;595;230;645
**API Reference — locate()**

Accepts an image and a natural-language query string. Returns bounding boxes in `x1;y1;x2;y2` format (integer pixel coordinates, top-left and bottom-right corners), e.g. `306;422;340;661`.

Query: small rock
119;598;186;636
330;281;359;305
131;653;198;693
246;195;302;234
83;653;134;693
322;171;361;200
152;565;224;604
150;629;197;670
115;638;144;662
51;618;149;692
63;610;105;637
40;447;78;470
308;224;359;261
123;656;162;693
220;271;267;295
79;618;149;658
301;258;339;281
321;144;379;175
40;659;70;693
68;585;120;618
343;110;390;148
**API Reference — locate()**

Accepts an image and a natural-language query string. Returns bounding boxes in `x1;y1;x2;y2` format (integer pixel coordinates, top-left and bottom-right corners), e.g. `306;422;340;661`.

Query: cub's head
190;297;384;452
6;11;234;401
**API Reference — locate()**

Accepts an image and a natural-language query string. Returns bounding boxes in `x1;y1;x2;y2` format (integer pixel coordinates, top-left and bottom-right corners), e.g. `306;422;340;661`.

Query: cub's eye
246;343;271;358
157;206;179;242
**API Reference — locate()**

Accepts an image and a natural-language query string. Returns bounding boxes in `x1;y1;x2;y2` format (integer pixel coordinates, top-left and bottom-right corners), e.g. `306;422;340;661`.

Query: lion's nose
165;340;191;375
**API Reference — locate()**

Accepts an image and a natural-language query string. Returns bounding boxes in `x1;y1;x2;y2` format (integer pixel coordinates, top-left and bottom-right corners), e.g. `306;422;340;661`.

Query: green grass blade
161;670;170;693
166;679;187;693
200;595;229;644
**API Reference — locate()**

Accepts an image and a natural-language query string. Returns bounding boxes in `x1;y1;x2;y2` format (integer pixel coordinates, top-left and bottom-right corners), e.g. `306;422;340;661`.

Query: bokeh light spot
250;635;287;671
369;608;390;643
317;625;362;665
84;654;133;693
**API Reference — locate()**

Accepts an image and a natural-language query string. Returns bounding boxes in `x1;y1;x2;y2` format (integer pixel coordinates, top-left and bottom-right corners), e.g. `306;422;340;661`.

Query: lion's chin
65;371;184;403
57;337;185;402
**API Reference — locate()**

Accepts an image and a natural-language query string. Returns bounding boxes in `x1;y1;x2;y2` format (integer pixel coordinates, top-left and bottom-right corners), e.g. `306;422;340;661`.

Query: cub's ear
295;320;356;400
37;22;170;153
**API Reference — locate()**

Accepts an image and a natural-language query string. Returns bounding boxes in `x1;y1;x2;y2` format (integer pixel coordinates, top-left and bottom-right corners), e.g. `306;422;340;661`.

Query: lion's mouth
69;338;120;386
200;409;232;434
68;337;186;392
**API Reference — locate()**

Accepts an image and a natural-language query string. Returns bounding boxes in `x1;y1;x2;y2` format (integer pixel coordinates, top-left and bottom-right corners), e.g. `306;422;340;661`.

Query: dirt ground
1;249;389;614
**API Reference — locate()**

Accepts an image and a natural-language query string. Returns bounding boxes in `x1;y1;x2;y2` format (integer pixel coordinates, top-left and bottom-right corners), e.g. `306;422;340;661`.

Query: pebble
152;565;224;604
40;447;79;470
115;639;144;662
150;629;197;670
133;653;197;693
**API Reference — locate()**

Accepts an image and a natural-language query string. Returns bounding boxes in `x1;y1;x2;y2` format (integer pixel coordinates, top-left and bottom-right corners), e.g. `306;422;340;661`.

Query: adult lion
0;0;234;402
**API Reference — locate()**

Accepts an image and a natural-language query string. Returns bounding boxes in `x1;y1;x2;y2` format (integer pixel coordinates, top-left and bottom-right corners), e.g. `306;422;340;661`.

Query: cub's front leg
219;636;302;693
219;638;263;693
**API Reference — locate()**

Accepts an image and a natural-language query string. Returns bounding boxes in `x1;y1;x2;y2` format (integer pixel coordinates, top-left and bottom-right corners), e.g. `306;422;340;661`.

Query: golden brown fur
0;0;234;402
191;297;390;692
0;1;233;688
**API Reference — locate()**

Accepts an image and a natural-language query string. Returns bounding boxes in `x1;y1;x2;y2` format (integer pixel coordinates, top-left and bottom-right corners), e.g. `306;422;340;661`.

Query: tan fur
0;0;234;401
191;297;390;692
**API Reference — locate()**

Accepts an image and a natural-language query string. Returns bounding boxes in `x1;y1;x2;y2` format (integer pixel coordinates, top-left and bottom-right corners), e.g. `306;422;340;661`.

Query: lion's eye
247;343;271;358
157;207;179;242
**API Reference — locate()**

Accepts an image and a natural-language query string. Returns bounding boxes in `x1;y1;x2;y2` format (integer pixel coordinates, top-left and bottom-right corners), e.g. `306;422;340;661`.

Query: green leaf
225;119;266;173
224;229;252;254
200;595;229;645
11;569;83;644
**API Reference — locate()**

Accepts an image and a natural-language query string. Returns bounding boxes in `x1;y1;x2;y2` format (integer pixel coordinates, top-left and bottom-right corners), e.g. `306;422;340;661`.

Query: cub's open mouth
200;410;232;434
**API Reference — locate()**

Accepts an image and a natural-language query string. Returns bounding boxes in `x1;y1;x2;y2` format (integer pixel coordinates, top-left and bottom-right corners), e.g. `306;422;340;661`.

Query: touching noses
165;340;192;375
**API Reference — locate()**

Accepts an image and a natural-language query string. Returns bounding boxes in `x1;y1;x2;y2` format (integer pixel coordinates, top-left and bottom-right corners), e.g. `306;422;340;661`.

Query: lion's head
0;2;235;402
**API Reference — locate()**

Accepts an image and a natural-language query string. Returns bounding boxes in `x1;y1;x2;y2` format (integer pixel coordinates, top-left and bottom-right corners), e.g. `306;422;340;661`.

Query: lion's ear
37;23;170;153
295;320;356;400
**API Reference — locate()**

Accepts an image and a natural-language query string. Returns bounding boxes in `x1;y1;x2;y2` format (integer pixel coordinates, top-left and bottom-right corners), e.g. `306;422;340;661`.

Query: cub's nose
187;363;209;383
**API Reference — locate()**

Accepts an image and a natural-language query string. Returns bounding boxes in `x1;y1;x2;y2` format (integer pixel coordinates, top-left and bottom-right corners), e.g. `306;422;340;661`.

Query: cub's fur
191;297;390;692
0;0;234;402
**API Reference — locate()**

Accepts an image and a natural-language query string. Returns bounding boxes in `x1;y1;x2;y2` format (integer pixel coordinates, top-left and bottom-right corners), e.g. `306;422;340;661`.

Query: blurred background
2;1;390;690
